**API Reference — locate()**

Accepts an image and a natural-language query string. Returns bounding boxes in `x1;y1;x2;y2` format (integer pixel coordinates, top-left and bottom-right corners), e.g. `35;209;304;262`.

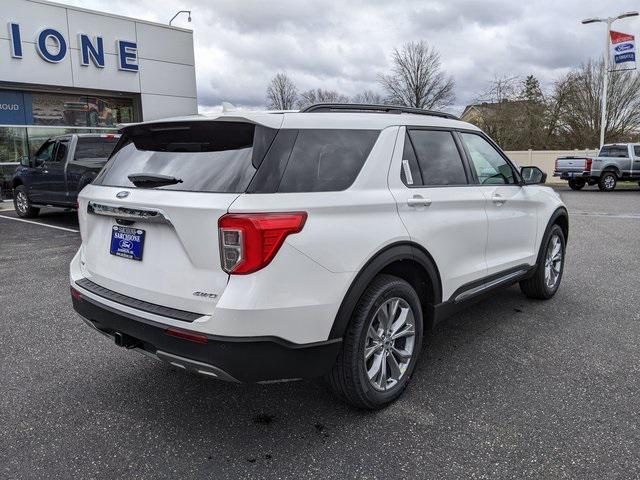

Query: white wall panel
140;94;198;121
139;59;197;97
0;0;68;42
67;10;137;54
0;37;74;86
136;23;194;65
71;51;141;93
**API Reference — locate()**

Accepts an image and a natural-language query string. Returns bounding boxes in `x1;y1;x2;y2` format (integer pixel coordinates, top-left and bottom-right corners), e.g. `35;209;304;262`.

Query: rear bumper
553;171;590;179
72;291;341;383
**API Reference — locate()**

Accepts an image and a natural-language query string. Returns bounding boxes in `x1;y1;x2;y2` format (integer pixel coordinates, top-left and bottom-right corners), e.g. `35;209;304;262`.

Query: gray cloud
65;0;640;114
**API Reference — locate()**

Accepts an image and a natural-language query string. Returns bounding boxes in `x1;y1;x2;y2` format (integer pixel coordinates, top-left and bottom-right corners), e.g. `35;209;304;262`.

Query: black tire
568;178;585;190
598;172;617;191
519;224;565;300
326;274;424;410
13;185;40;218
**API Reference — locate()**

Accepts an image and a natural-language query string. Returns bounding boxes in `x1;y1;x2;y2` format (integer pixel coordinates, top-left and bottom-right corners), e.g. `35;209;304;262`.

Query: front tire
568;178;585;190
520;224;565;300
13;185;40;218
598;172;617;191
327;274;423;410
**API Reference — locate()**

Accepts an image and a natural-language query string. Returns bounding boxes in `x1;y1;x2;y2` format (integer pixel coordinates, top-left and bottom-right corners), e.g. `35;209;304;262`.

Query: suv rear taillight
584;158;592;172
218;212;307;274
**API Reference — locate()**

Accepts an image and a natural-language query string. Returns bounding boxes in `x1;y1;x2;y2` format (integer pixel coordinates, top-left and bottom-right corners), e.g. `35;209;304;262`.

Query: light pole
169;10;192;26
581;11;638;148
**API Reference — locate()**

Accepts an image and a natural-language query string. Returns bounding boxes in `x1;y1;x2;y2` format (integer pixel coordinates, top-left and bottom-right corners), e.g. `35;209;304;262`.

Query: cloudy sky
64;0;639;115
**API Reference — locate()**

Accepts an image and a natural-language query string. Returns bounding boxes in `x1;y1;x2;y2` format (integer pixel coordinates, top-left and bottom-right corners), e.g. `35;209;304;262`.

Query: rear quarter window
599;146;629;158
249;129;380;193
74;137;119;160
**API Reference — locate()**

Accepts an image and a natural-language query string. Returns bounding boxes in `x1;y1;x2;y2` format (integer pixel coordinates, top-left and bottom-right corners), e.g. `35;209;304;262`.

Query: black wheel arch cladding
328;242;442;340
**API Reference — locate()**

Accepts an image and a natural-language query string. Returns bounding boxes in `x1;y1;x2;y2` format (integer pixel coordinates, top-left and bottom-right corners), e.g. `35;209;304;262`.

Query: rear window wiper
127;173;183;188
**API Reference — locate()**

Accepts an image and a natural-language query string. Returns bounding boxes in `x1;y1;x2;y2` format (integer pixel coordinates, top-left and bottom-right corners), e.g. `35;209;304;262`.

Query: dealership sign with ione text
6;22;139;72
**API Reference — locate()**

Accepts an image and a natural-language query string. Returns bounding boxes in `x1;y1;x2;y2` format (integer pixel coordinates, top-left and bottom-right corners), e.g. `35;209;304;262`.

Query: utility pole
581;11;639;148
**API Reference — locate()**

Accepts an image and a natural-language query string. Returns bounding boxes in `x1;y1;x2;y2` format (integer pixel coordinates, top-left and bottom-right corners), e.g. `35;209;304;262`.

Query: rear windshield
74;136;119;160
94;122;276;193
599;145;628;158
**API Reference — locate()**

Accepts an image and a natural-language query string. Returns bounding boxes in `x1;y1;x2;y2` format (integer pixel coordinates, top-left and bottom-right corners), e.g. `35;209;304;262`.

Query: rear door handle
492;193;506;205
407;195;431;207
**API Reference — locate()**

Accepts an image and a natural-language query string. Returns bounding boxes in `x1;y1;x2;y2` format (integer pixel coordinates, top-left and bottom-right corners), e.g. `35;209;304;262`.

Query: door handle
492;193;506;205
407;195;432;207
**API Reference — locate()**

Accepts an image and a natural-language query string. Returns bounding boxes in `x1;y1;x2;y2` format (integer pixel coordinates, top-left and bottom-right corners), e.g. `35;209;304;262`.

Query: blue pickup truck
12;133;119;218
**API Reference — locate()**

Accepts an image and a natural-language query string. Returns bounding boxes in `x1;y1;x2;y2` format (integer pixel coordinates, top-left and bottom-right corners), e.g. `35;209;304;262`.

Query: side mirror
20;155;31;167
521;166;547;185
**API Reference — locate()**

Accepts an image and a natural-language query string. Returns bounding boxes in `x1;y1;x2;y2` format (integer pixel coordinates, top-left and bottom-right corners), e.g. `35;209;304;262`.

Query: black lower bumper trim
72;293;341;383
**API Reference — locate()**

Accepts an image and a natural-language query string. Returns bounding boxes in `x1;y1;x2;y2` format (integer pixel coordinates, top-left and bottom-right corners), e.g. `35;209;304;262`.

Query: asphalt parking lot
1;186;639;479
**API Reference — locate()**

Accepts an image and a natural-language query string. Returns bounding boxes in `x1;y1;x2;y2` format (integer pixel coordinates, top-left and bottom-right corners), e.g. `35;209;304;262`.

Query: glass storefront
0;88;137;200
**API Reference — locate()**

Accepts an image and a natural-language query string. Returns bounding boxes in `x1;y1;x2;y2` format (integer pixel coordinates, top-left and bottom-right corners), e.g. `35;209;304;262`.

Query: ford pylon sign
7;22;139;72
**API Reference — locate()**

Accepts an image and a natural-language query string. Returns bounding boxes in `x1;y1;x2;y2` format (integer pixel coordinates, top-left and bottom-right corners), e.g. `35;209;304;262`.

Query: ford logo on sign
119;239;133;249
116;191;129;199
615;43;634;53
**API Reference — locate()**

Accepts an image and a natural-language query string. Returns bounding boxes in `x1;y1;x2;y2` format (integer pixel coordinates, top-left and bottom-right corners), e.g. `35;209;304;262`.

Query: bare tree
297;88;349;108
556;59;640;146
351;89;385;104
266;72;298;110
469;76;522;148
379;41;455;109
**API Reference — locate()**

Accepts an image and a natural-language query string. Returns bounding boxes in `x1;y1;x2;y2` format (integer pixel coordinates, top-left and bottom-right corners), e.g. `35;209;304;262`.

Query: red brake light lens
218;212;307;274
165;327;208;344
585;157;592;172
70;286;82;300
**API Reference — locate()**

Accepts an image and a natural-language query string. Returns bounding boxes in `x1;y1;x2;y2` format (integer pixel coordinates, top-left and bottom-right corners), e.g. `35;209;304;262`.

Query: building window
31;92;135;127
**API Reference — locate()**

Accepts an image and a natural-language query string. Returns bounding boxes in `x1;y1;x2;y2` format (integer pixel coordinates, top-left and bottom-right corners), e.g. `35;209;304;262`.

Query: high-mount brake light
218;212;307;274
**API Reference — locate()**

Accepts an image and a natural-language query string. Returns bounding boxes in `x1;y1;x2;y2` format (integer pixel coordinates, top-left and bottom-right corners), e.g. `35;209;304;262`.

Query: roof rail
299;103;458;120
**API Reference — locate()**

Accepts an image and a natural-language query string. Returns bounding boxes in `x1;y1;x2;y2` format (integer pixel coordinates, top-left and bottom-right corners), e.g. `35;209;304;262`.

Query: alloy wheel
544;233;563;289
604;175;615;189
364;297;416;391
16;191;28;214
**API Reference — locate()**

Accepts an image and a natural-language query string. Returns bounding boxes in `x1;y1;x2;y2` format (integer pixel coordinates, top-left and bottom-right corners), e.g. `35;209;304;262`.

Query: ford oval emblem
615;43;633;53
116;191;129;199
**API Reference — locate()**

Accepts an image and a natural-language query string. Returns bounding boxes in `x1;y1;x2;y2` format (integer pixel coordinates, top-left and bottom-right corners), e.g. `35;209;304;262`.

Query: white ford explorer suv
70;103;568;409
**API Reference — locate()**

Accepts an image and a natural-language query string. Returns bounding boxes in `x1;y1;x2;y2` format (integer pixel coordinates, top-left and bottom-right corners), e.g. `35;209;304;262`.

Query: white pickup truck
554;143;640;191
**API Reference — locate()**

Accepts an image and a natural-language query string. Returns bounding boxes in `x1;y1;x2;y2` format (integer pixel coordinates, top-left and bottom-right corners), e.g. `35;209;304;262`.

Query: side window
34;140;55;165
53;140;69;162
400;134;423;186
461;133;516;185
408;130;467;186
276;129;379;192
634;146;640;157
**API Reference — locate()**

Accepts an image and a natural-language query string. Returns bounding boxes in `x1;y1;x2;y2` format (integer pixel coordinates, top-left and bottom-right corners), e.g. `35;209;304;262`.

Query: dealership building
0;0;197;198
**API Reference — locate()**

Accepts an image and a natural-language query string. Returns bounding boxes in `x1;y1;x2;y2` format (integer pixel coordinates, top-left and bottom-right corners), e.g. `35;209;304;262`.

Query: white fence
505;149;599;183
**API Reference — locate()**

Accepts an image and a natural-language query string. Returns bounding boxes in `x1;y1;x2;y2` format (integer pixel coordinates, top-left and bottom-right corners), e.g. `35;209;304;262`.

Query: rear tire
520;224;565;300
568;178;585;190
13;185;40;218
598;172;617;191
326;274;423;410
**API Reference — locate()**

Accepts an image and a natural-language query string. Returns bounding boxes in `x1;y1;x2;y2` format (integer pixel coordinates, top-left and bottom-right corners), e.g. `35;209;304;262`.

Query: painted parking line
0;214;80;233
571;211;640;220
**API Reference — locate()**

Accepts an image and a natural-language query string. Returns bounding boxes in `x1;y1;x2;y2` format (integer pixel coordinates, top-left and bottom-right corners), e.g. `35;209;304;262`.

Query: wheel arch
328;242;442;340
601;165;620;176
536;207;569;266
